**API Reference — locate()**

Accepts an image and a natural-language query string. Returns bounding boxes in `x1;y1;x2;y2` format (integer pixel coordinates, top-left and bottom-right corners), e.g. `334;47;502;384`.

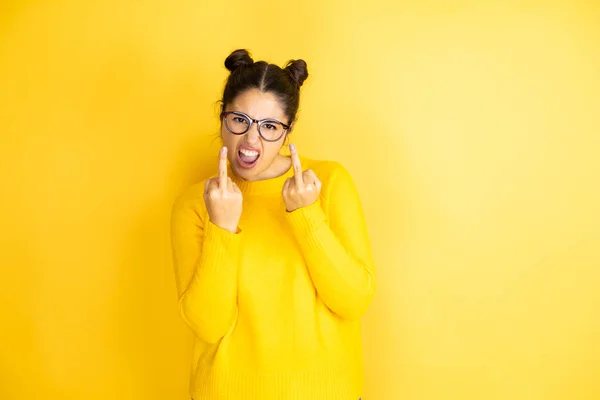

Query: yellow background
1;0;599;399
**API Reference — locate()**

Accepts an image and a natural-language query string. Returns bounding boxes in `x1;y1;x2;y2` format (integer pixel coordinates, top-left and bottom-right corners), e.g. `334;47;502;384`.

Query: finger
205;177;218;191
314;176;322;192
303;169;318;185
289;143;303;186
219;146;228;189
282;178;291;194
227;177;233;192
204;178;219;198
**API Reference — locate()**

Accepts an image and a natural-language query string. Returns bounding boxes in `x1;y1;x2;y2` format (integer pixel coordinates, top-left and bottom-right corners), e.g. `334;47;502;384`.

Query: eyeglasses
220;111;290;142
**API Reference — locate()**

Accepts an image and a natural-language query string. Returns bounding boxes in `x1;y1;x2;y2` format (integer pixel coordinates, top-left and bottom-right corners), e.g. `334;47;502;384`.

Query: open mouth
237;147;260;169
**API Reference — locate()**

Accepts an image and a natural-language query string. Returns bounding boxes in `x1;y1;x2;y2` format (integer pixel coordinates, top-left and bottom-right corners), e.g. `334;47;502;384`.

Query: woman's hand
204;146;243;233
282;144;322;212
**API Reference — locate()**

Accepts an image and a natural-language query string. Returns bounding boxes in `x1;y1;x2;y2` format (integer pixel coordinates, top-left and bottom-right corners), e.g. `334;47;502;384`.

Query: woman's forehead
229;89;286;120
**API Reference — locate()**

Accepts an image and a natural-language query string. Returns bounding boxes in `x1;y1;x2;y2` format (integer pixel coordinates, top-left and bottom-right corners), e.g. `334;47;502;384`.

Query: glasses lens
259;121;285;141
225;113;250;134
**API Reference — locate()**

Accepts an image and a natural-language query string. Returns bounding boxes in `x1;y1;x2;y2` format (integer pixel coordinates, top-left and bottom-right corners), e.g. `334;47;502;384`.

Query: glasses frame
220;111;291;142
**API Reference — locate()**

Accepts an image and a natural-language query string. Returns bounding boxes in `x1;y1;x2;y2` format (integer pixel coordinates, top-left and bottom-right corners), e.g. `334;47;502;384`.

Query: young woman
170;49;376;400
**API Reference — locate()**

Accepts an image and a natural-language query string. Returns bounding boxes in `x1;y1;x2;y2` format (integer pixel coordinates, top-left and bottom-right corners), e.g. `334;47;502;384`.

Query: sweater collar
228;156;299;195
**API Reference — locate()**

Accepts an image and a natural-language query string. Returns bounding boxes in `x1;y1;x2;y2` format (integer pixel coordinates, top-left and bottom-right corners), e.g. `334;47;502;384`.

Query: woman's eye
233;117;248;124
263;123;276;130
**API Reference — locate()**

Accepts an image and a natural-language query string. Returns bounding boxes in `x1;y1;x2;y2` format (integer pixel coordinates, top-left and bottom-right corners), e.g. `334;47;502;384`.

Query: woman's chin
232;163;259;181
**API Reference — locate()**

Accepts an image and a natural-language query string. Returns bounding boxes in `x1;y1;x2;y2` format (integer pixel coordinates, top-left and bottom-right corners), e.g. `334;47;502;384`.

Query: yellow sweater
170;156;376;400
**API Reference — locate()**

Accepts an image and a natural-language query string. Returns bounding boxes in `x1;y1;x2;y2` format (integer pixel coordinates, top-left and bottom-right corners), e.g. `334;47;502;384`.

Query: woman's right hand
204;146;243;233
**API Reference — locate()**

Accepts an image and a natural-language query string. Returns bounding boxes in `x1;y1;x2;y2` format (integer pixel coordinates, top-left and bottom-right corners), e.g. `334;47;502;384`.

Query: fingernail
221;146;227;154
289;143;296;151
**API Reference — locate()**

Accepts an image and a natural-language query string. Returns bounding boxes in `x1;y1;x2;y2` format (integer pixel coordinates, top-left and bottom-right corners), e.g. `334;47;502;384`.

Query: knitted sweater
170;157;376;400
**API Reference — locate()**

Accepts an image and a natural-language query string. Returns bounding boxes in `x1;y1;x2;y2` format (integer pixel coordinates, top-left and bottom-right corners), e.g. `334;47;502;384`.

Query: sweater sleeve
170;186;241;343
284;163;376;320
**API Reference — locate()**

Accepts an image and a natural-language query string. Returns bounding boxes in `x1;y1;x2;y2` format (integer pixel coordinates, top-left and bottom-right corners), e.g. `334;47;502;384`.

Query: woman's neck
228;154;295;195
236;154;292;182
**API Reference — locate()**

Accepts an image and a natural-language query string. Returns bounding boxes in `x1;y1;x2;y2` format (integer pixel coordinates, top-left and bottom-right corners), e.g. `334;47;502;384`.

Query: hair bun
284;59;309;88
224;49;254;72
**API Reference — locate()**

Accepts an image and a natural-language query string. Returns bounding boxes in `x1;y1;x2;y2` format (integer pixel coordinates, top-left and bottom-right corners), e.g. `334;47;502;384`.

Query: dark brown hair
221;49;308;125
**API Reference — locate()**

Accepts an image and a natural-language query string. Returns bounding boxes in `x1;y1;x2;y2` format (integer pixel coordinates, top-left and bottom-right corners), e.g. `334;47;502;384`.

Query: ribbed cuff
284;200;327;235
201;220;242;270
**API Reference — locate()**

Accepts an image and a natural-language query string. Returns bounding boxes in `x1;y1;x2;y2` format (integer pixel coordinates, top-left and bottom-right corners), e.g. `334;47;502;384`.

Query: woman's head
219;49;308;181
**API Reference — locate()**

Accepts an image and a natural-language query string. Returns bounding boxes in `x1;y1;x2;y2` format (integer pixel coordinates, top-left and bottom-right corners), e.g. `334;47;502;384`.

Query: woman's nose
245;122;261;143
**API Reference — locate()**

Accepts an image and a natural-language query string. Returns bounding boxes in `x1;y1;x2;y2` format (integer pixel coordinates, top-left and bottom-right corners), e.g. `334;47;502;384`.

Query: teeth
240;149;259;157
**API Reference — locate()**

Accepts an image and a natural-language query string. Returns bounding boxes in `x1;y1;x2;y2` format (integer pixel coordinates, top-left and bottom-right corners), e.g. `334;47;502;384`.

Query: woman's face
221;88;291;181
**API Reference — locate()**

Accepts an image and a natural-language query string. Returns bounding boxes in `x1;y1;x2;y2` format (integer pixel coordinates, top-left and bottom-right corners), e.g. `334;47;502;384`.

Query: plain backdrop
1;0;599;399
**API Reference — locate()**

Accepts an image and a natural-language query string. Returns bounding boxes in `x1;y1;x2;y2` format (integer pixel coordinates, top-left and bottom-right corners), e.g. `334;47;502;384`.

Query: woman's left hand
282;144;322;212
